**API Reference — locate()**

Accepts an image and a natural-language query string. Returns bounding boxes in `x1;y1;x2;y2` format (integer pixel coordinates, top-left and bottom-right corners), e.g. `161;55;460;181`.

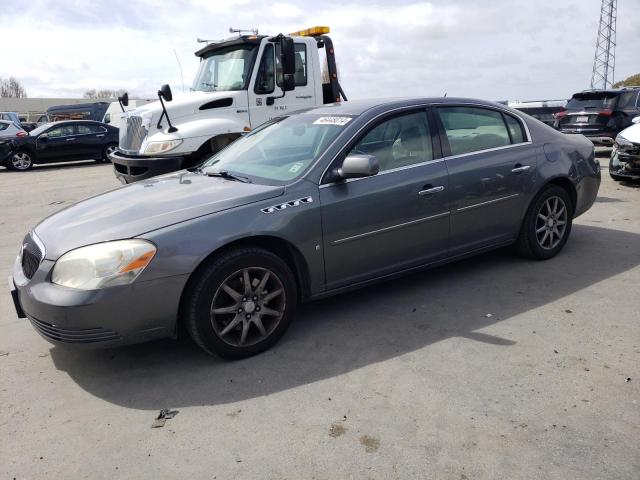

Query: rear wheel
183;247;297;359
516;185;573;260
10;151;33;171
101;144;117;163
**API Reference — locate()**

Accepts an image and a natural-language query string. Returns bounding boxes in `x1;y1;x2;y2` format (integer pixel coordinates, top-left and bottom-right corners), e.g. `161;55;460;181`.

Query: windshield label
313;116;352;126
289;161;304;173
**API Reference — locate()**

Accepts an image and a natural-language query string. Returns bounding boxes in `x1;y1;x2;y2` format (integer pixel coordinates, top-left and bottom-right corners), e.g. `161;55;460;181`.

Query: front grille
30;317;121;344
21;233;43;279
119;115;148;153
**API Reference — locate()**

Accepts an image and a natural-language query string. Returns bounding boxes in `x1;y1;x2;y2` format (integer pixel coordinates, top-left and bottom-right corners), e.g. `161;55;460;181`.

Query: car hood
34;171;284;259
618;123;640;144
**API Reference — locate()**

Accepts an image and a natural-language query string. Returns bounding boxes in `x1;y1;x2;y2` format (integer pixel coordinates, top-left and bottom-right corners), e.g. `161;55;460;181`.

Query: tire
9;150;33;171
516;185;573;260
183;247;298;359
101;144;117;163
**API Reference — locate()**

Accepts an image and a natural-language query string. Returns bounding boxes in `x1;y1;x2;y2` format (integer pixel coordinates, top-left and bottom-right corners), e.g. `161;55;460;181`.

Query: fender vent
199;98;233;110
261;196;313;214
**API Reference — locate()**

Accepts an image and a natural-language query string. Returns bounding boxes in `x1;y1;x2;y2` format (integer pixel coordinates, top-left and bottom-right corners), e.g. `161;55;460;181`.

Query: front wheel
516;185;573;260
183;247;297;359
10;151;33;171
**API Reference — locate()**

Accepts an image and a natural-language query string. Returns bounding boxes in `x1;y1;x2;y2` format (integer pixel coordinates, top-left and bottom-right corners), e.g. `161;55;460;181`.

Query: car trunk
557;92;618;131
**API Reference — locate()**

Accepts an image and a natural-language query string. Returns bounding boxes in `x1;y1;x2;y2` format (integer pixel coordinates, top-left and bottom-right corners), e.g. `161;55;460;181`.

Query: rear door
74;123;107;158
320;108;450;290
435;105;536;255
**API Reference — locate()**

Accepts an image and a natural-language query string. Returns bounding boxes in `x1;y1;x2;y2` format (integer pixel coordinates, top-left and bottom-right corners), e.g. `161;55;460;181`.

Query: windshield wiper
203;169;252;183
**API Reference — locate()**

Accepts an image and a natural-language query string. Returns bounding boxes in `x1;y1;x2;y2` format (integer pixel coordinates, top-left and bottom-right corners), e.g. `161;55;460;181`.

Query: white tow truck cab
102;98;154;130
111;26;347;183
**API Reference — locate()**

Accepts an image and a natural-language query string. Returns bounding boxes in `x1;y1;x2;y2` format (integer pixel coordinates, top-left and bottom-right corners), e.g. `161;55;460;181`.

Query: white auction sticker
313;116;353;126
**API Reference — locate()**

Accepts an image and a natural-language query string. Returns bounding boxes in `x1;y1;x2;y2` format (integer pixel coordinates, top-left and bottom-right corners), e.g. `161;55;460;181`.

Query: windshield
202;114;356;184
192;45;257;92
567;93;618;110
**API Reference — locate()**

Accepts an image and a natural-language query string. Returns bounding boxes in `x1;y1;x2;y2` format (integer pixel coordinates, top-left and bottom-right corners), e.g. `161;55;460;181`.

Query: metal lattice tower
590;0;617;89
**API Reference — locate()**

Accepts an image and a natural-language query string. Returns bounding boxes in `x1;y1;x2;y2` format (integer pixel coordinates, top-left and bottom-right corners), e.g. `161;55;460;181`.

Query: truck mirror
282;74;295;92
158;84;173;102
280;37;295;78
118;92;129;107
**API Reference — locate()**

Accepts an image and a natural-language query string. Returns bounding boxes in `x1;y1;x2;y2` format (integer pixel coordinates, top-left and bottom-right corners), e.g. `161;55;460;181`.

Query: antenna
590;0;617;89
173;49;185;93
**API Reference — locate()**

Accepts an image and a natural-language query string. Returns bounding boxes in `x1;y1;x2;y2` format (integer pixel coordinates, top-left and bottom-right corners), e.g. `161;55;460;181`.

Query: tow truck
111;26;347;183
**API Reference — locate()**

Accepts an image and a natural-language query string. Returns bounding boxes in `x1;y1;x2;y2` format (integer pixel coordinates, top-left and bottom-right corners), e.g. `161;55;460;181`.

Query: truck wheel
183;247;297;359
101;144;117;163
516;185;573;260
10;151;33;171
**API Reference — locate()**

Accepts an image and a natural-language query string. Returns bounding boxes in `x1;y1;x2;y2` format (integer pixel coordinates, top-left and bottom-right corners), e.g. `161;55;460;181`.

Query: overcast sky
1;0;638;102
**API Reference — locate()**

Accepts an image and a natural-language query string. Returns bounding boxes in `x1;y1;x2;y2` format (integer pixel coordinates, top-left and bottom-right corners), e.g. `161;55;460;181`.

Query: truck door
248;40;317;129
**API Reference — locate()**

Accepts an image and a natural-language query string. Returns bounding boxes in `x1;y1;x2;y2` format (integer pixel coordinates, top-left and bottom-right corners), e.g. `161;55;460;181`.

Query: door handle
65;138;76;141
511;164;531;173
418;185;445;196
96;134;105;137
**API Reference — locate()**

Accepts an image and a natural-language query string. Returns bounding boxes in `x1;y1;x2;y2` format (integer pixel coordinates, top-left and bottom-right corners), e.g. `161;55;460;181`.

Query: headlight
144;139;182;155
51;240;156;290
615;135;633;149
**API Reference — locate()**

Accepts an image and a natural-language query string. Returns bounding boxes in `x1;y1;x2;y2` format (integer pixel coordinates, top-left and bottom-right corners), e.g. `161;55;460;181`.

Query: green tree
613;73;640;88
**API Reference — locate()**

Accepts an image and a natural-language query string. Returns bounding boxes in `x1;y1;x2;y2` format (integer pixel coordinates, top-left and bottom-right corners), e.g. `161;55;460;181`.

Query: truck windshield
202;114;355;184
192;46;257;92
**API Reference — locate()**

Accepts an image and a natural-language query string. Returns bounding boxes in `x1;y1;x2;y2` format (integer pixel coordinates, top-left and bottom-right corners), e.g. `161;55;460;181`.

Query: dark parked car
10;98;600;359
1;120;119;171
555;87;640;145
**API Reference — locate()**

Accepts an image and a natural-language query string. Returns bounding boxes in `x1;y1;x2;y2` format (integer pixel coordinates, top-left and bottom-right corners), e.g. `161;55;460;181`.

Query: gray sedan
10;98;601;359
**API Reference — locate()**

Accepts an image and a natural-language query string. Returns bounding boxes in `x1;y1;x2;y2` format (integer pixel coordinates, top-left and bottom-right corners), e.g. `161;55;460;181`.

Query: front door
320;109;450;290
248;40;317;129
35;124;79;162
435;105;537;255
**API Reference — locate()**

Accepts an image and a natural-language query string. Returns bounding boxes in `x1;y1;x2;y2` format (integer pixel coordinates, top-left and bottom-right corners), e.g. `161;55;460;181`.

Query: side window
438;107;511;156
274;43;307;88
76;125;92;135
503;113;526;144
0;123;8;131
349;111;433;172
254;44;275;95
617;92;639;109
294;44;307;86
47;125;75;137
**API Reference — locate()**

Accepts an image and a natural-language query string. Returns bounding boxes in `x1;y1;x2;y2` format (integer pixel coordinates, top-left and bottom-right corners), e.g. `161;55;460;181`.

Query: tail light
554;110;567;119
15;131;27;137
599;109;613;116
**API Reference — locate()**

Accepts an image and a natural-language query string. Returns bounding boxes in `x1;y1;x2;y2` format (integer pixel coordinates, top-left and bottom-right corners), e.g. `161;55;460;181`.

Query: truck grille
120;114;148;153
21;233;43;279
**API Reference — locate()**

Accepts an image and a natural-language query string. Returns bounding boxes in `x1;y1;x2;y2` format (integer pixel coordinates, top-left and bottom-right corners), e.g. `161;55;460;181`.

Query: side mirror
336;154;379;180
158;84;173;102
280;37;295;76
39;133;49;140
118;92;129;112
632;116;640;124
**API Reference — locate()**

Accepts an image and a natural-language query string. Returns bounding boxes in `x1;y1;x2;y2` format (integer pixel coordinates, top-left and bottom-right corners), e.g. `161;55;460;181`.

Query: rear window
438;107;511;156
0;122;9;131
567;93;618;110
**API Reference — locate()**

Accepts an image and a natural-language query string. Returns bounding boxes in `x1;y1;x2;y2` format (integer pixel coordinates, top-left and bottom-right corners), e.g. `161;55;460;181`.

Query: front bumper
110;150;186;184
609;149;640;181
10;258;189;348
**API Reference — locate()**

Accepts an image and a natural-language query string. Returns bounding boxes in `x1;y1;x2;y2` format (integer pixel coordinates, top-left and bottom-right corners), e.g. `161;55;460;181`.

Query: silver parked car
0;119;27;139
10;98;601;359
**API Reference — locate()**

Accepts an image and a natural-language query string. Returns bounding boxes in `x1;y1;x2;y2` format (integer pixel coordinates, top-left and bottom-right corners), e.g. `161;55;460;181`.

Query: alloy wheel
104;145;117;161
535;195;568;250
11;152;32;170
210;267;286;347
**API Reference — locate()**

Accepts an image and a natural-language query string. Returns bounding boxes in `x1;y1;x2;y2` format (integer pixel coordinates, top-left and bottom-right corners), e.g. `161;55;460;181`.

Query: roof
194;35;265;58
46;102;110;112
295;97;516;117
